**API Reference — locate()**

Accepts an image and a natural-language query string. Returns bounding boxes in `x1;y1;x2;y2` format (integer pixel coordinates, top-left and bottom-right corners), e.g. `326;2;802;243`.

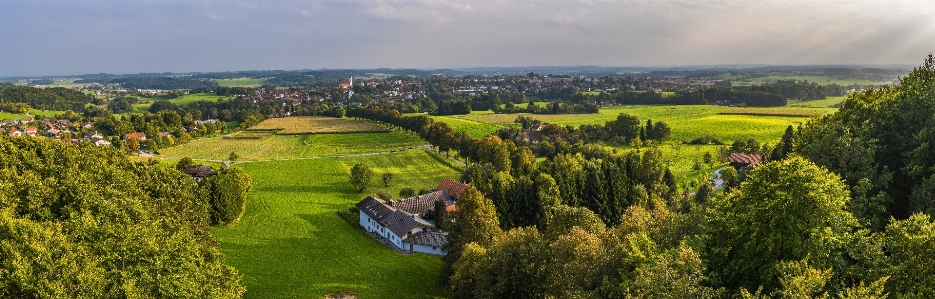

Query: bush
337;206;360;225
399;187;416;198
205;167;253;226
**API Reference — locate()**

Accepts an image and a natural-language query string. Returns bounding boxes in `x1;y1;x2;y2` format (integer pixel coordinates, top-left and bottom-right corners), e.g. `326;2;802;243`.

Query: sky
2;0;934;77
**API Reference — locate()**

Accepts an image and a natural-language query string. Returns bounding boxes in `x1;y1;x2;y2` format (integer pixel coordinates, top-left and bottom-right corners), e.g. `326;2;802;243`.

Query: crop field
249;116;390;134
215;78;265;87
159;131;425;161
212;150;460;298
431;105;817;142
720;108;826;117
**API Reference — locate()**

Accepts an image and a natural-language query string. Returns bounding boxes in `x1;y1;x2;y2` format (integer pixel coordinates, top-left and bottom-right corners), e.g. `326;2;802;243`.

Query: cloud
1;0;933;76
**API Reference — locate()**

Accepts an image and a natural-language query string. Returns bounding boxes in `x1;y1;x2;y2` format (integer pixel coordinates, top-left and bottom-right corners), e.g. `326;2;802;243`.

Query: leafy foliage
0;135;243;298
349;162;373;192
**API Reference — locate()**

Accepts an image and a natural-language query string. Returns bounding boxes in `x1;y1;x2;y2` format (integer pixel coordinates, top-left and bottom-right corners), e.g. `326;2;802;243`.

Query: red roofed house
123;132;147;141
728;153;762;171
8;128;22;137
23;127;38;137
434;178;469;200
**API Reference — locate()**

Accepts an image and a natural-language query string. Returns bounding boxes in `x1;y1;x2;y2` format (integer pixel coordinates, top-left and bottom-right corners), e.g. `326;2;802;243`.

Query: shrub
205;167;253;226
399;187;416;198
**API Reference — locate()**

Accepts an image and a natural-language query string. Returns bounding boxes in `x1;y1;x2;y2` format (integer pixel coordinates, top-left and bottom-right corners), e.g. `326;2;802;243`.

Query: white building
355;179;469;255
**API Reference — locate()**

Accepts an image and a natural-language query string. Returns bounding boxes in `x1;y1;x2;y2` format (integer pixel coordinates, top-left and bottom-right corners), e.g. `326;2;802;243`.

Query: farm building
183;165;215;182
729;153;762;171
356;179;467;255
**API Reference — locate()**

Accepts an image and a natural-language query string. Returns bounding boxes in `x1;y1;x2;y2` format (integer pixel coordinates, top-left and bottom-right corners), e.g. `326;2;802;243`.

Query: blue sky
2;0;934;76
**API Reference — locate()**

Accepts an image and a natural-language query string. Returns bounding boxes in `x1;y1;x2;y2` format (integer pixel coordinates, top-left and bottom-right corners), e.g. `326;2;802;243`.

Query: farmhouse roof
728;153;761;166
435;178;469;200
395;190;455;215
124;132;146;140
356;196;396;223
406;231;447;247
183;165;214;178
384;210;433;237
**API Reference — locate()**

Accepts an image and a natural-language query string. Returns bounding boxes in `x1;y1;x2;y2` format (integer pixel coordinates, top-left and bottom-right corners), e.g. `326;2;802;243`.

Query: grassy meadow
788;96;847;108
250;116;390;134
213;150;460;298
428;105;823;143
160;131;425;161
0;108;68;120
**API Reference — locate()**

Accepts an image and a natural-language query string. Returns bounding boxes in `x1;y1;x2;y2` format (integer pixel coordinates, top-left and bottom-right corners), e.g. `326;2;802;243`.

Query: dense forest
106;77;219;90
0;84;98;111
0;136;246;297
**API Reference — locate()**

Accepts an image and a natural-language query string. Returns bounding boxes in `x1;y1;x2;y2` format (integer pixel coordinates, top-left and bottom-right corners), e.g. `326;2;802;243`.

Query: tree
381;173;394;187
613;113;641;143
205;167;254;226
349;162;373;192
0;135;244;297
649;121;671;141
399;187;415;198
770;125;795;161
228;151;239;161
703;156;856;293
442;187;503;285
126;137;140;153
176;157;194;171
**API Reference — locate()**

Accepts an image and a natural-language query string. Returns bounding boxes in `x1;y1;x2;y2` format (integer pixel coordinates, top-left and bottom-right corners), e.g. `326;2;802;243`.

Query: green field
250;116;390;134
0;108;68;120
213;150;459;298
429;105;823;143
132;93;230;112
215;78;265;87
160;131;426;161
732;75;895;87
788;96;847;108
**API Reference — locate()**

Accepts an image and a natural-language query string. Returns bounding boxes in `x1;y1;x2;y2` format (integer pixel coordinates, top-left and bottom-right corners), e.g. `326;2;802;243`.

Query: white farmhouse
355;179;468;255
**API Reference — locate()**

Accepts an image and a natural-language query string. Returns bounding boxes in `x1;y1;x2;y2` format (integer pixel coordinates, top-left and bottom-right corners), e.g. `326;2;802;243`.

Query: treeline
590;81;846;107
0;84;98;111
0;136;245;297
496;101;599;114
107;76;219;90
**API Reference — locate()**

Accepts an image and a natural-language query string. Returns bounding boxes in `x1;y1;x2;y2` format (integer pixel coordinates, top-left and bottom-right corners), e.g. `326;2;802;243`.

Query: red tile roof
435;178;469;200
728;153;761;166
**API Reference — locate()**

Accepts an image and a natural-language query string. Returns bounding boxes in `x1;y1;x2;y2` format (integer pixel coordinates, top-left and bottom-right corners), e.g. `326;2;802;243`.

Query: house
355;188;458;255
93;139;112;147
183;165;214;182
157;131;174;138
8;128;22;137
86;132;105;142
123;132;147;141
435;178;469;212
728;153;762;171
23;127;38;137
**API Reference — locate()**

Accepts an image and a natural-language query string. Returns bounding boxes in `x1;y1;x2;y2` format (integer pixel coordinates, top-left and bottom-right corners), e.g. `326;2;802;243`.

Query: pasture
788;96;846;108
430;105;819;142
215;78;265;87
159;131;425;161
250;116;390;134
720;108;826;117
212;150;460;298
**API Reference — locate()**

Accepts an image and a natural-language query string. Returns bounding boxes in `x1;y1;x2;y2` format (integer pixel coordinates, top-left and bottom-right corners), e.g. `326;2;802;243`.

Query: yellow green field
160;132;425;161
249;116;390;134
428;105;827;143
732;75;895;87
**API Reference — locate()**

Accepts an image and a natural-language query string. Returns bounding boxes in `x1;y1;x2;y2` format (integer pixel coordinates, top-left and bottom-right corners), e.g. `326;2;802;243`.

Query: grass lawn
250;116;390;134
213;150;459;298
171;93;231;104
430;105;819;143
159;131;426;161
215;78;265;87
